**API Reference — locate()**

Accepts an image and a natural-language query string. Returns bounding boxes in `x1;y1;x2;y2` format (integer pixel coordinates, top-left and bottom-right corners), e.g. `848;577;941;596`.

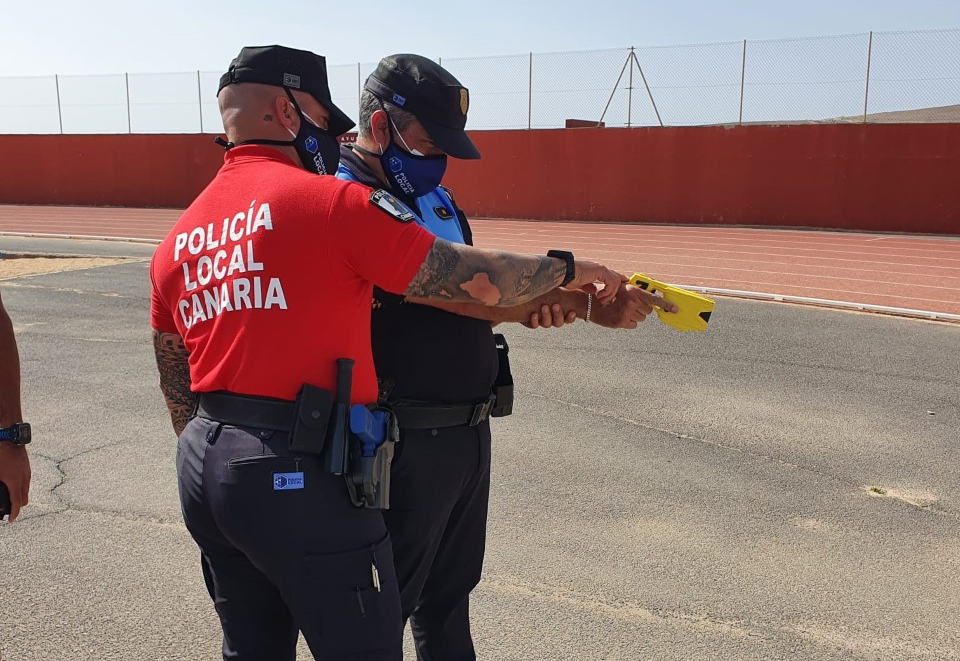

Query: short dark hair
358;90;418;139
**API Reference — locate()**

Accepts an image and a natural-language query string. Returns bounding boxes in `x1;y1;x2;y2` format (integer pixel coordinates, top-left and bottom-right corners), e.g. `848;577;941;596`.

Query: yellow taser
628;273;716;332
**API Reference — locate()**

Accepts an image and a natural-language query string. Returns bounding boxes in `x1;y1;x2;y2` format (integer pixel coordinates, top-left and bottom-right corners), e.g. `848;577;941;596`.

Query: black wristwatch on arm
547;250;575;287
0;422;31;445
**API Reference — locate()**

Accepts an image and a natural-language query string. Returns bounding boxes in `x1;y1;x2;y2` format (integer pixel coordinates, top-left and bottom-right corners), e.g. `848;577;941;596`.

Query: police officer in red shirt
150;45;625;661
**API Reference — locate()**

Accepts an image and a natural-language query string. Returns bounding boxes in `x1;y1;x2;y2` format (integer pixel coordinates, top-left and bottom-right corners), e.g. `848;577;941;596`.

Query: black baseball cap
365;54;480;160
218;45;355;136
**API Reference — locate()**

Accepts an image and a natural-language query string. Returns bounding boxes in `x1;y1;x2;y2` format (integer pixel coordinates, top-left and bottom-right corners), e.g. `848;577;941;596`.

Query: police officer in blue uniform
338;54;672;661
337;55;509;661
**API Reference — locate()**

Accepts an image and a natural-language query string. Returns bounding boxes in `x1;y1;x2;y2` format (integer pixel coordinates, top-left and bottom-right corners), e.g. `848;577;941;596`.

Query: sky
0;1;956;133
0;0;956;76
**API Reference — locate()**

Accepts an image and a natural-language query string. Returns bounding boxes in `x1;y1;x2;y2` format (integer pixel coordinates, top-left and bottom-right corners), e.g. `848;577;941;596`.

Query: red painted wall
443;124;960;235
0;134;221;208
1;124;957;234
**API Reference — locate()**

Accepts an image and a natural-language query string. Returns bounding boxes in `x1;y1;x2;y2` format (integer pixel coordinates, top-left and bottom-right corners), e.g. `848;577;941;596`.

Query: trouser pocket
299;533;402;656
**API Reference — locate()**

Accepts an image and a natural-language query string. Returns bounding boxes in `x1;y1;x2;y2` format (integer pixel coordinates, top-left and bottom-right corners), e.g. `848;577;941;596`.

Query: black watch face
17;423;30;444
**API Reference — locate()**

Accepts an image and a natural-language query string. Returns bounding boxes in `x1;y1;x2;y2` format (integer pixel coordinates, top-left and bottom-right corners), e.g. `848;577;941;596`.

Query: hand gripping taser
628;273;716;332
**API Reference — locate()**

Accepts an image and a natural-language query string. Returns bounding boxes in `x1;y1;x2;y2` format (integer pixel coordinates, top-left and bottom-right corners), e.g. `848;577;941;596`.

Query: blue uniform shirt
336;161;465;245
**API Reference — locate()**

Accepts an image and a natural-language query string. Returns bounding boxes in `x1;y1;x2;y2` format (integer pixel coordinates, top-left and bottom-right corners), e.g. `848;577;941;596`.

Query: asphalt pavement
0;237;957;660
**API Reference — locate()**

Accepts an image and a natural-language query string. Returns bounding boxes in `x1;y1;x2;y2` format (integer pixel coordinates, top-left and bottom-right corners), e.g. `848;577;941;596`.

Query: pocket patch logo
273;472;305;491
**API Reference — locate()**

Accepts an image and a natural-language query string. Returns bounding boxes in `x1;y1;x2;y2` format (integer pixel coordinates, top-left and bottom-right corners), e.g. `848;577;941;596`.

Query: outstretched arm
403;239;623;307
407;287;586;324
152;330;196;436
0;291;30;522
410;281;678;329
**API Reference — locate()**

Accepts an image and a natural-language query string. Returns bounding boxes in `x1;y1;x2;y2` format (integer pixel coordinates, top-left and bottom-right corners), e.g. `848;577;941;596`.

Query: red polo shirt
149;146;435;404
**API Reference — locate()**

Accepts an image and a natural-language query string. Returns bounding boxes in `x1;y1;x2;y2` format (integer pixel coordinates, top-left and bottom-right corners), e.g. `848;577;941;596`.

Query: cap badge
283;73;301;89
459;88;469;115
392;93;407;106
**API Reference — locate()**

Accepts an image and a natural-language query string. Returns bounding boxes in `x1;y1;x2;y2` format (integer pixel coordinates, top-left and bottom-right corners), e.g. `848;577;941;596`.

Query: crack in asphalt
23;448;183;528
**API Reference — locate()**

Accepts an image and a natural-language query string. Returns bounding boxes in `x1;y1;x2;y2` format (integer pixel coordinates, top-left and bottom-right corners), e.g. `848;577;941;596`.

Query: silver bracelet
585;293;593;323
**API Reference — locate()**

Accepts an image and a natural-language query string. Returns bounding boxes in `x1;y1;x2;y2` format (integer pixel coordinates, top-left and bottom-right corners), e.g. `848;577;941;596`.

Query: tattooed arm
152;330;196;436
404;239;624;306
406;288;587;323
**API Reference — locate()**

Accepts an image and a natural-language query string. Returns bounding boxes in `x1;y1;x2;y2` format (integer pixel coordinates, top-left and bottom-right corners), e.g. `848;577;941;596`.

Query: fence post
863;31;874;123
527;52;533;129
627;47;634;127
738;39;747;125
197;70;204;133
55;74;63;134
125;72;132;133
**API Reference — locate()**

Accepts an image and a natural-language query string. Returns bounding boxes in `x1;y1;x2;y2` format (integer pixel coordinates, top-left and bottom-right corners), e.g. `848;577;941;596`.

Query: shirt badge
369;189;416;223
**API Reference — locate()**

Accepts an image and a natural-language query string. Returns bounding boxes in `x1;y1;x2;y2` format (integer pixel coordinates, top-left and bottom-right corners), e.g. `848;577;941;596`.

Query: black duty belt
196;391;296;432
391;395;496;430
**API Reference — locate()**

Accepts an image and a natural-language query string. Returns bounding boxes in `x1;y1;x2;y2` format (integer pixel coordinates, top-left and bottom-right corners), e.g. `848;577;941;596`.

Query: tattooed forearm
152;330;196;436
407;288;585;323
404;240;568;307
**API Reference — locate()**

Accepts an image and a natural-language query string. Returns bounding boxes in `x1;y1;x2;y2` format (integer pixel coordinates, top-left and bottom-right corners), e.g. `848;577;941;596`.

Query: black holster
491;333;514;418
344;406;399;510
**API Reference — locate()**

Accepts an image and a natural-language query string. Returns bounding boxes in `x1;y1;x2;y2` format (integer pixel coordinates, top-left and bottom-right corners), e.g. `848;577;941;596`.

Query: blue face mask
378;119;448;198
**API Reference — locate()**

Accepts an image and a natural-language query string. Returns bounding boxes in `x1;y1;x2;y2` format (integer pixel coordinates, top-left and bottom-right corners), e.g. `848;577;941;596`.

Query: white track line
0;231;161;245
675;284;960;322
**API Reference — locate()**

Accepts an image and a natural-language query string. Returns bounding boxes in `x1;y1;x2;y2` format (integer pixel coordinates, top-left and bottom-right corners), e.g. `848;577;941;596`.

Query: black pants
382;420;492;661
177;416;402;661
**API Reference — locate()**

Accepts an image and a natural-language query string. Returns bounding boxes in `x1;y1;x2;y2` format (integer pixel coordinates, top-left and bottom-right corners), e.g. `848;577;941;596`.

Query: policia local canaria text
172;200;287;328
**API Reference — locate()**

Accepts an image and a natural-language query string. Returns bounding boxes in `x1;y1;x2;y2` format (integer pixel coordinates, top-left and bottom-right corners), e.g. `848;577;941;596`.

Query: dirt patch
0;255;135;280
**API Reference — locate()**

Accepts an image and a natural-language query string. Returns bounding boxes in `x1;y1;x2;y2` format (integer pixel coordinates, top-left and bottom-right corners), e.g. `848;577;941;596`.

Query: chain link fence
1;29;957;134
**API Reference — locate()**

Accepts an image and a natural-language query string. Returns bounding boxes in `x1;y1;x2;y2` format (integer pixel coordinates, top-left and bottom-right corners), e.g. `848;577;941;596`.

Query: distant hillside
820;104;960;124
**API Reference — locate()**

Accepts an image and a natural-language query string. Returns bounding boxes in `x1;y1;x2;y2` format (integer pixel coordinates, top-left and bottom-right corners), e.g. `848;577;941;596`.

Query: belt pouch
289;384;333;454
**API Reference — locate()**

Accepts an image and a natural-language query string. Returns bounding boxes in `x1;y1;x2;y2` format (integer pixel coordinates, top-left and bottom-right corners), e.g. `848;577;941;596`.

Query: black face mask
231;89;340;175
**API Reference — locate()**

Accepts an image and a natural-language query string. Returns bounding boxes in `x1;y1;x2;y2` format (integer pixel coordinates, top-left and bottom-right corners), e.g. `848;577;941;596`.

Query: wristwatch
546;250;576;287
0;423;31;445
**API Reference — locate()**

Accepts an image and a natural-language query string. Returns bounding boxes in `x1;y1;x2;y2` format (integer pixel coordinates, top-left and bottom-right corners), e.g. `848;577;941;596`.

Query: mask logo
459;88;469;115
389;156;404;173
392;93;407;106
305;136;319;154
313;154;327;175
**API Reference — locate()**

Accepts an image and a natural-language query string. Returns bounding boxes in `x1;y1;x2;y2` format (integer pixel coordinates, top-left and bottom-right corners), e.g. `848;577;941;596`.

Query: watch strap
0;423;30;445
547;250;576;288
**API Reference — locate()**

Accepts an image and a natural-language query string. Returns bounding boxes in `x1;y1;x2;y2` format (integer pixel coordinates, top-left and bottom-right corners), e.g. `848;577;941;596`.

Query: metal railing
0;29;957;134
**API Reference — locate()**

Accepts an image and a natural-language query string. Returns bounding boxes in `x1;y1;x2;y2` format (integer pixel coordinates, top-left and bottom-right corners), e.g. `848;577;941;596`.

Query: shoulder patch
369;189;416;223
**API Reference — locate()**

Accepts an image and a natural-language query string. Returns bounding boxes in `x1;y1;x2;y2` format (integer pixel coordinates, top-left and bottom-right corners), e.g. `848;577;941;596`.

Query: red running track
1;205;958;318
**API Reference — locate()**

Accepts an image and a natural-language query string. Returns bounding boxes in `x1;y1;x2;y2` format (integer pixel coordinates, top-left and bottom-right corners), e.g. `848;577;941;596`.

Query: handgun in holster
628;273;716;332
490;333;514;418
345;404;399;509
